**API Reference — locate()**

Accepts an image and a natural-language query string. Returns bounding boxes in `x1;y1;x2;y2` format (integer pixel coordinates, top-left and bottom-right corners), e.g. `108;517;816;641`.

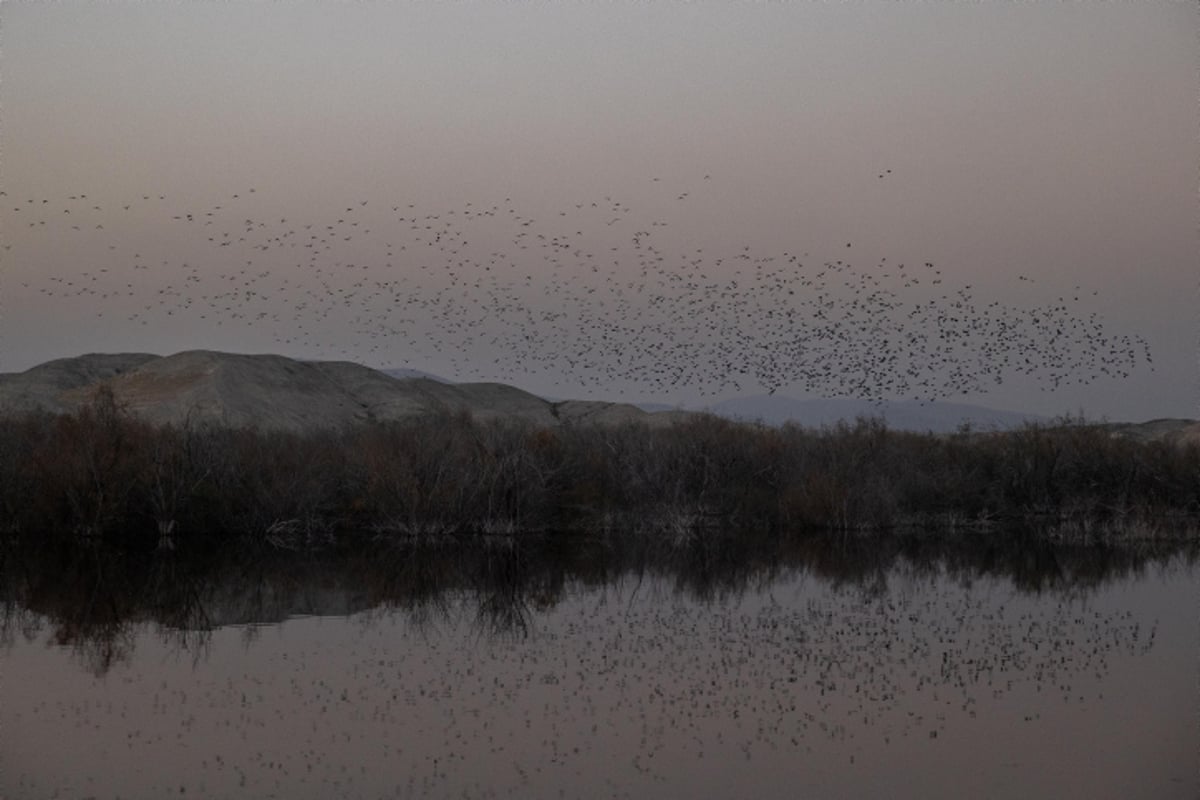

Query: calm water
2;534;1197;798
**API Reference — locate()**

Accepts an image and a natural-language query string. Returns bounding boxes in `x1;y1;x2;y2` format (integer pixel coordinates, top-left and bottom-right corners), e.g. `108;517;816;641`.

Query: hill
0;351;687;432
2;352;1193;442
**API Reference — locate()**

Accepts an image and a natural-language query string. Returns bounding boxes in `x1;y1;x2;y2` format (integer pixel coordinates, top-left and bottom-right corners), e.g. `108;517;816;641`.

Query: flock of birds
4;177;1152;401
3;563;1167;798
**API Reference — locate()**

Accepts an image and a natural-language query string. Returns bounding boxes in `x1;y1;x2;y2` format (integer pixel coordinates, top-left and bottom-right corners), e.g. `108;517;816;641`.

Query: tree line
2;388;1197;549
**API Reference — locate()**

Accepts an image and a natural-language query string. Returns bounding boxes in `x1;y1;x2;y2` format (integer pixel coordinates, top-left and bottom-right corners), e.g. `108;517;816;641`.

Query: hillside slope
0;351;683;432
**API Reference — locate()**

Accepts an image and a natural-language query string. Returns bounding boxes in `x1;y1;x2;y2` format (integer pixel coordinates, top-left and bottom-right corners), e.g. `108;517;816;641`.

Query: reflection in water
2;531;1197;798
3;530;1188;668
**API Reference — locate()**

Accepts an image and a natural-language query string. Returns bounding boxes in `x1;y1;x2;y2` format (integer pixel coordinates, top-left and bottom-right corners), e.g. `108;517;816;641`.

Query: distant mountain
702;394;1048;434
3;352;1192;441
0;351;691;433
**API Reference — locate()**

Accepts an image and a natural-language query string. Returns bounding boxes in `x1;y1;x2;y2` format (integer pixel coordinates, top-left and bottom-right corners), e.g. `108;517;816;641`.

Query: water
2;534;1196;798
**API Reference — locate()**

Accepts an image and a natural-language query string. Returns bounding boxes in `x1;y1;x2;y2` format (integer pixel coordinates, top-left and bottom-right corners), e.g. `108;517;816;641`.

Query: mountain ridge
2;351;1194;442
0;350;684;432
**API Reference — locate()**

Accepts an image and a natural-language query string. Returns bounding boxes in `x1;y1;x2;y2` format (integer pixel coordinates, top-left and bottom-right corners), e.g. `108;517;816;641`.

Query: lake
2;532;1196;798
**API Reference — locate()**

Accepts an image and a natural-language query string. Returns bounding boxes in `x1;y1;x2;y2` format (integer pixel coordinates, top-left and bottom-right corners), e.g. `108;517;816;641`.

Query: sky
1;1;1196;421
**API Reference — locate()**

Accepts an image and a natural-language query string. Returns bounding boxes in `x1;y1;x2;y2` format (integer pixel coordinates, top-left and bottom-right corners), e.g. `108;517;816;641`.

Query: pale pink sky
1;2;1195;419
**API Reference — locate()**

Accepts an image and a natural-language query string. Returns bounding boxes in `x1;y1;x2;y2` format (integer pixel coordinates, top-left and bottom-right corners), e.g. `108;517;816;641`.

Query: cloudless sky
1;2;1195;420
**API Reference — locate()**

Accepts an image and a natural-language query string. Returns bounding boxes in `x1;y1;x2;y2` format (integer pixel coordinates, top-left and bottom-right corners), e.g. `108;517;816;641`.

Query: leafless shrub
1;405;1197;547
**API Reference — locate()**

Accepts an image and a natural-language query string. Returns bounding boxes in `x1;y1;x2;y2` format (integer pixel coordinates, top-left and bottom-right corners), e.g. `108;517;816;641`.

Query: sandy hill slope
0;352;159;415
62;351;373;431
379;367;452;383
1101;418;1200;447
0;351;688;432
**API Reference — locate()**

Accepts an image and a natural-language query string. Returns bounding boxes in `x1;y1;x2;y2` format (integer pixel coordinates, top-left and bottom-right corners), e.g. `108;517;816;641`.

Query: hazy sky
1;2;1195;420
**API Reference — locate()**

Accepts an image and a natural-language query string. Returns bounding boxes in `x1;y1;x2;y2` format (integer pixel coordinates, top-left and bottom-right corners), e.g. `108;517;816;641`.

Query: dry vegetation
3;388;1198;550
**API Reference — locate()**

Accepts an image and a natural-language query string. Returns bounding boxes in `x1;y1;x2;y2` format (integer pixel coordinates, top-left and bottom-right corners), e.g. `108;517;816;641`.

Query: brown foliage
1;404;1196;547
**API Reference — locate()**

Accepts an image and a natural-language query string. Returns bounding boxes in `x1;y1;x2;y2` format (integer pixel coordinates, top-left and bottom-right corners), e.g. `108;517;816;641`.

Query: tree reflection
2;527;1195;676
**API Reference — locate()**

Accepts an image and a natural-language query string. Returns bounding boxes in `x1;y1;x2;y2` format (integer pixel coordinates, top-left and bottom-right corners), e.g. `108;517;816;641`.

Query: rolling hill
0;351;689;432
2;351;1194;444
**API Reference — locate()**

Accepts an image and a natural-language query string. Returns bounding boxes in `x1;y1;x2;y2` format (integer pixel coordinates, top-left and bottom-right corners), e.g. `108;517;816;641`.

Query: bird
6;177;1151;404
